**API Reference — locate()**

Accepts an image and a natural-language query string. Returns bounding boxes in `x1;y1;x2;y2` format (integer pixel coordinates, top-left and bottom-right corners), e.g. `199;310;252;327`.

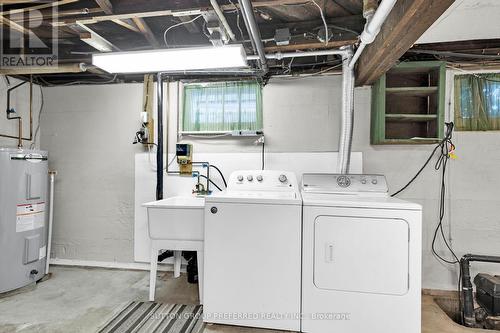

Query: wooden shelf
381;138;441;145
386;86;438;97
385;114;438;122
371;61;445;145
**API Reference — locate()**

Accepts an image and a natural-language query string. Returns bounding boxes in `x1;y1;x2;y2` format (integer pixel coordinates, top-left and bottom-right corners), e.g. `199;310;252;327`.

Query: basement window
181;81;263;134
454;73;500;131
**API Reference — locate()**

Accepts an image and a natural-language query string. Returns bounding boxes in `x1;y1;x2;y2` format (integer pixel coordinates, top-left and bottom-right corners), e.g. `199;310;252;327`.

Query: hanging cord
391;123;462;319
391;122;459;263
209;165;227;188
310;0;328;45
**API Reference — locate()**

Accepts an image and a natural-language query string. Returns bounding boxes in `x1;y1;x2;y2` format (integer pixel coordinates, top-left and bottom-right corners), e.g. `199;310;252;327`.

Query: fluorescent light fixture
92;45;248;73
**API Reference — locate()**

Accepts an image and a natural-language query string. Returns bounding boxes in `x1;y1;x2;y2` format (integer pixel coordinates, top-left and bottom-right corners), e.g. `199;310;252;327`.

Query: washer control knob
372;179;378;185
361;179;367;184
237;175;244;182
279;174;288;183
247;175;253;181
257;175;263;182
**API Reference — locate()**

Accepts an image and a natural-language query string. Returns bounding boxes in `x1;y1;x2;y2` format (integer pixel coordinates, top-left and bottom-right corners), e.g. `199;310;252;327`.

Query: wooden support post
143;74;155;144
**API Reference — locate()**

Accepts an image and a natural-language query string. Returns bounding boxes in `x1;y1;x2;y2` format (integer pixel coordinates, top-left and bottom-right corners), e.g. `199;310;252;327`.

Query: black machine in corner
461;254;500;330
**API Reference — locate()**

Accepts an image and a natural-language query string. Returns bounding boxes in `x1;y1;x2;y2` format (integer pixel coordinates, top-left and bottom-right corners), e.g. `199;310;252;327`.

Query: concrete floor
0;266;491;333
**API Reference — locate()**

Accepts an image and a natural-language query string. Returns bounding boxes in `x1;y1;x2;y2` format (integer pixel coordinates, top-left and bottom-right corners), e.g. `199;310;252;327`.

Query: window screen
182;81;263;132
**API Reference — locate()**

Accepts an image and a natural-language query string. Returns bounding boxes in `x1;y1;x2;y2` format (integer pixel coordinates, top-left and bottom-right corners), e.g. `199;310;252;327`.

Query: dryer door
314;215;409;295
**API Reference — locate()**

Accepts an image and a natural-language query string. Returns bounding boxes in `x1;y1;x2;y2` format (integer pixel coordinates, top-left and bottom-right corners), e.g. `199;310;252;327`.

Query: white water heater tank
0;148;49;293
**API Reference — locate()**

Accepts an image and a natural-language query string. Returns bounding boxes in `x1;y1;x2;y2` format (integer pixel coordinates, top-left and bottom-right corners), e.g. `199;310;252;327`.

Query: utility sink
143;196;205;241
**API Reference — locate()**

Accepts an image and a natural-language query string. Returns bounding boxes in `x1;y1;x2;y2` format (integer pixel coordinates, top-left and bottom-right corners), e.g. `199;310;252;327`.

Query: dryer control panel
228;170;299;193
302;173;388;194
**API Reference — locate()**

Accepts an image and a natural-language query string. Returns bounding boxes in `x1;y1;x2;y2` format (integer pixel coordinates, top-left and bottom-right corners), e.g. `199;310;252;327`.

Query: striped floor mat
98;302;204;333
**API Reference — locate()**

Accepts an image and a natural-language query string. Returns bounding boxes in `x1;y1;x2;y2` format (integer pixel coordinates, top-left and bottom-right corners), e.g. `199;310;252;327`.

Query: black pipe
460;254;500;327
156;73;163;200
6;81;28;116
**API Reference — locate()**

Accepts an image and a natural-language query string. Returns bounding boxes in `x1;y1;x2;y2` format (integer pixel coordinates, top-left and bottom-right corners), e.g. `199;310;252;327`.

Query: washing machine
301;173;422;333
204;170;302;331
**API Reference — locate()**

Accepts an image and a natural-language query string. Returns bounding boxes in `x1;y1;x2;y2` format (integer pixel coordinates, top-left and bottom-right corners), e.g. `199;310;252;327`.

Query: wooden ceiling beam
412;39;500;53
264;38;356;52
93;0;140;33
132;17;160;48
355;0;455;86
52;0;318;27
0;0;79;16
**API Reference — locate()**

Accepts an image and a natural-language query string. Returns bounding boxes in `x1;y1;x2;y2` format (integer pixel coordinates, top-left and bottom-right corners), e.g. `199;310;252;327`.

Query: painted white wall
40;74;500;290
0;78;43;149
418;0;500;44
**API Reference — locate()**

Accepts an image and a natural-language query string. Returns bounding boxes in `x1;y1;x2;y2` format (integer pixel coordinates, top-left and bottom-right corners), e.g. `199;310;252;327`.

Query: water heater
0;148;49;293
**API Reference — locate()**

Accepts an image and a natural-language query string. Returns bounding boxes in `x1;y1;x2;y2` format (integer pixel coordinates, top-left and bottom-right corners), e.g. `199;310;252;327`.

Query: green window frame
454;73;500;131
181;81;263;133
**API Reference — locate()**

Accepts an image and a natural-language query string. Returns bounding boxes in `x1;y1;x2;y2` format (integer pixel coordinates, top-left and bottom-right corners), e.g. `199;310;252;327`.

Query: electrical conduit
349;0;398;68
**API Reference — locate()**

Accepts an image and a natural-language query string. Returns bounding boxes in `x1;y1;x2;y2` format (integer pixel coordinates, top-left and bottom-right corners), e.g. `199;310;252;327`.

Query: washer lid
205;191;302;205
302;192;422;211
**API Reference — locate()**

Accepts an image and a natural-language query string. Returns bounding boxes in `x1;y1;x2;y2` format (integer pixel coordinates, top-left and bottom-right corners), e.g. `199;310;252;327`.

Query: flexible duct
338;46;354;174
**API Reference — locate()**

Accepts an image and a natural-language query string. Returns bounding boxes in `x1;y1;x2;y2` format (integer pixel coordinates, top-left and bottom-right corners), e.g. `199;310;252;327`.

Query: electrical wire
310;0;328;45
35;74;118;86
209;164;227;188
391;123;459;263
198;174;223;191
29;85;44;149
164;15;203;47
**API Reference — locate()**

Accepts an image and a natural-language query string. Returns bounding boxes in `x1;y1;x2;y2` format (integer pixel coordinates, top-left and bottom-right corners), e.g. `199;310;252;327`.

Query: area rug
98;302;204;333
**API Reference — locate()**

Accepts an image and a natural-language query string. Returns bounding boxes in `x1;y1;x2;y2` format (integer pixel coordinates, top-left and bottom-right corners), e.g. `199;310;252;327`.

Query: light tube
92;44;248;73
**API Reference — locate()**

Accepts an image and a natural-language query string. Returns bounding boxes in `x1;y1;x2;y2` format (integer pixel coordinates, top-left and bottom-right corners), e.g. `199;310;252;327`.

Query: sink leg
197;250;204;304
174;251;181;278
149;247;158;302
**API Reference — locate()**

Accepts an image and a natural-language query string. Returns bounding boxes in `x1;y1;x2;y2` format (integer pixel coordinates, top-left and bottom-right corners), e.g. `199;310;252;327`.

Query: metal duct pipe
156;73;164;200
247;49;350;60
338;46;354;174
249;46;355;173
210;0;237;42
349;0;397;68
239;0;268;73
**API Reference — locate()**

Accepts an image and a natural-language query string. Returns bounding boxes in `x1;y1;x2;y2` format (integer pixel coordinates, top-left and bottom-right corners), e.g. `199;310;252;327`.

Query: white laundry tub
143;196;205;241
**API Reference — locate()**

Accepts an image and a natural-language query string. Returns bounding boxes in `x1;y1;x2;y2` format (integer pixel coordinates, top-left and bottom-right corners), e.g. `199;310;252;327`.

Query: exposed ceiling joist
132;17;160;48
52;0;318;27
0;0;79;16
69;22;119;52
0;63;86;75
355;0;455;86
93;0;140;33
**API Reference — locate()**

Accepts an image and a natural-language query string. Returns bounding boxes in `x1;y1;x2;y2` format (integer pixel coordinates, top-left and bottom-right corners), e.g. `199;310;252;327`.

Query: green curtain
454;73;500;131
182;81;263;132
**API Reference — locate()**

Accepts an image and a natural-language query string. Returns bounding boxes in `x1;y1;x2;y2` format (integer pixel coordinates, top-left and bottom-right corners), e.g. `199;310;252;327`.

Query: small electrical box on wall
176;143;193;175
